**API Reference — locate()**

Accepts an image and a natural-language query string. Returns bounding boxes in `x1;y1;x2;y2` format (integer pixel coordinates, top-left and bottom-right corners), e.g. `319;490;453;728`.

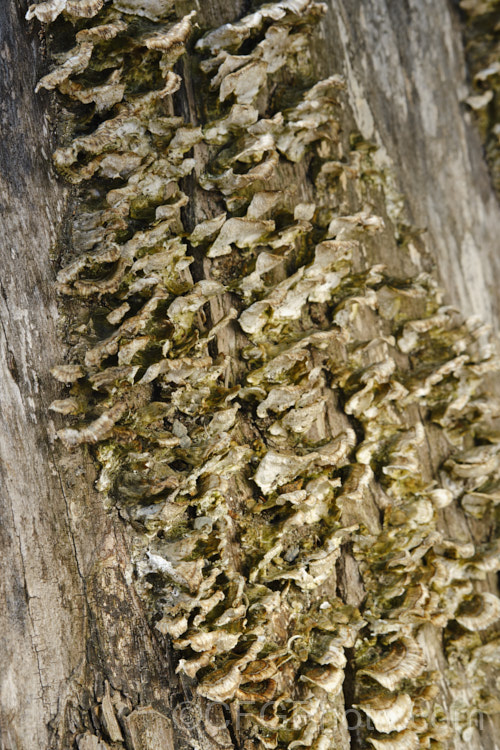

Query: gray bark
1;2;499;750
322;0;500;327
1;6;181;750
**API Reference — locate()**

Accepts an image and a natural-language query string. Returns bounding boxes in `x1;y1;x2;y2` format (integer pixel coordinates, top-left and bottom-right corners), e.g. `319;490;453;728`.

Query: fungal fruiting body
30;0;500;747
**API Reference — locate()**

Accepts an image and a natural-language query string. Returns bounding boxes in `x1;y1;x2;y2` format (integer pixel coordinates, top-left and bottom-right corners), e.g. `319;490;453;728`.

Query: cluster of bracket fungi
29;0;500;747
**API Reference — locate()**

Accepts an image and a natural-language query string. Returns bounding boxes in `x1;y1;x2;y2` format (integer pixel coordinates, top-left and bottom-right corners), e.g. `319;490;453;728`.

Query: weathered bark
321;0;500;327
1;2;500;750
0;6;190;750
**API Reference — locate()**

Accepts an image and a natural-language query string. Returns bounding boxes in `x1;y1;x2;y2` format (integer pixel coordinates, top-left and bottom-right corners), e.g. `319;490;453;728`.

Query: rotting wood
1;2;500;750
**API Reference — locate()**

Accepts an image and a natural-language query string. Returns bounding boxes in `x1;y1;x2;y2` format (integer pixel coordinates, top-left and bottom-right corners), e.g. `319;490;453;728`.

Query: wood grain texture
321;0;500;328
0;4;183;749
0;4;84;747
1;1;500;749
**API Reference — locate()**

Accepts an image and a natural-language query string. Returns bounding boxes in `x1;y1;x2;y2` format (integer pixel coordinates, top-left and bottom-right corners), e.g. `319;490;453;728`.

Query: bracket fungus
30;0;500;746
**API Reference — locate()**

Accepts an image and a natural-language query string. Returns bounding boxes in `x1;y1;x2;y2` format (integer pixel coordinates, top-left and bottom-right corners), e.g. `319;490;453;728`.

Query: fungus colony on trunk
29;0;500;747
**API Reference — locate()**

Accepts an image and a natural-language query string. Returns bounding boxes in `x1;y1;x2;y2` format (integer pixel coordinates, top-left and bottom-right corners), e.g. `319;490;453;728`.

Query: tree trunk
1;1;500;750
